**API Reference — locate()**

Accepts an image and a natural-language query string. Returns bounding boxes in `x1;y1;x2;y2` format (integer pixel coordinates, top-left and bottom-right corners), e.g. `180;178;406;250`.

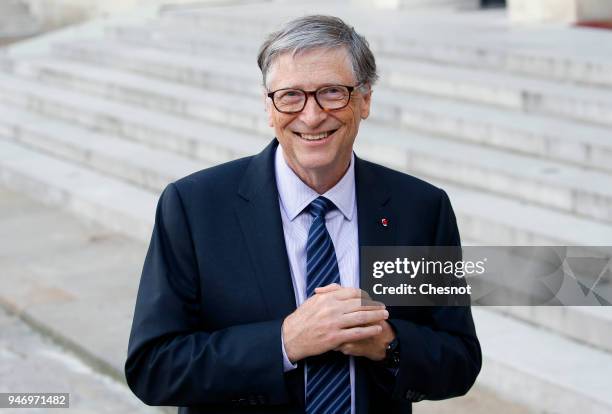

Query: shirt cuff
281;330;298;372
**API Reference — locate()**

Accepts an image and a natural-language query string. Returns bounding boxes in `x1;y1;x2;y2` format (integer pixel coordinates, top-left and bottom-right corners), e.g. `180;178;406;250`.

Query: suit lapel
235;139;297;319
355;156;396;414
355;156;396;248
234;139;306;407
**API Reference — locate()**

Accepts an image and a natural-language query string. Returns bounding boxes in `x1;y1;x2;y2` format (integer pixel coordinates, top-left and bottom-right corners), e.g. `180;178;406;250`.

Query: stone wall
352;0;479;10
0;0;42;43
508;0;612;23
25;0;145;29
0;0;209;44
4;0;212;33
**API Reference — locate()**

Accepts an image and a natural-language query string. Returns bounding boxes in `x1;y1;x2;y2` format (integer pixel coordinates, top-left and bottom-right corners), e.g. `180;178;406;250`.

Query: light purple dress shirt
274;146;359;414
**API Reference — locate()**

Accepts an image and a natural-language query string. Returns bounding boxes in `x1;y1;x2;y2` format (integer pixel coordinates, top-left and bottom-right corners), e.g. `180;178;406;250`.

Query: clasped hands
282;283;395;363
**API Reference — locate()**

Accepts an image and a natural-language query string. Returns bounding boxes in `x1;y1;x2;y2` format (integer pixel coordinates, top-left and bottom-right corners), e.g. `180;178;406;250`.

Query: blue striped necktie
305;196;351;414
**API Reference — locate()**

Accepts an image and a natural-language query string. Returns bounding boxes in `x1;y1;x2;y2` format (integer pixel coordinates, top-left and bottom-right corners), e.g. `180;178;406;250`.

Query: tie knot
308;196;335;218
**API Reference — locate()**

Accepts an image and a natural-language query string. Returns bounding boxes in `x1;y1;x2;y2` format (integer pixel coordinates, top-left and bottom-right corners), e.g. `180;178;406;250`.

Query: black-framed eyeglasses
267;84;363;114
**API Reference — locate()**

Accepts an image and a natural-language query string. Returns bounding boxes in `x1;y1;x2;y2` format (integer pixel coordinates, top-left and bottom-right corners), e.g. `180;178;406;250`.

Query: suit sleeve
367;189;482;402
124;184;290;407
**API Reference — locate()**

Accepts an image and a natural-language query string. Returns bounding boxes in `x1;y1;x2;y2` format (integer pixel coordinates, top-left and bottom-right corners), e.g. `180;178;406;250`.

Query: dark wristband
383;337;400;369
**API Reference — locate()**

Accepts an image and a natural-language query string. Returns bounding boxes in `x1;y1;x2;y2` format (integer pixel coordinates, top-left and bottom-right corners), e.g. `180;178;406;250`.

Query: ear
266;99;275;128
263;88;274;127
359;84;372;120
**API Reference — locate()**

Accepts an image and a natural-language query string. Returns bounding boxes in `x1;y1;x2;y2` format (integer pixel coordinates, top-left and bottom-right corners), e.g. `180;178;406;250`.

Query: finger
314;283;342;294
334;287;363;300
336;343;352;355
315;284;372;298
337;324;382;344
338;309;389;329
360;298;387;308
333;288;383;307
326;286;369;301
338;298;386;313
360;289;373;301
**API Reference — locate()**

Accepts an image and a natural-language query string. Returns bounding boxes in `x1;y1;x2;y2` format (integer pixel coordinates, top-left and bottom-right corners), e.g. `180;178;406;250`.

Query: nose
298;93;327;127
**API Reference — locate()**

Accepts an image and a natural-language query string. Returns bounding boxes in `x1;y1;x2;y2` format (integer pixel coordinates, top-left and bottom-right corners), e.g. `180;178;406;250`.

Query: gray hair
257;15;378;89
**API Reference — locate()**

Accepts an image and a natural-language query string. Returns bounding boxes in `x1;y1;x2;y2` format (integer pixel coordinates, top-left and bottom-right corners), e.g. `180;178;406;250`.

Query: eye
276;90;304;102
318;86;348;100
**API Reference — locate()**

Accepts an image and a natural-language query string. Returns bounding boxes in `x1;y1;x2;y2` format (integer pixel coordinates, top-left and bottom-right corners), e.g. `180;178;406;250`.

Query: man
125;15;481;414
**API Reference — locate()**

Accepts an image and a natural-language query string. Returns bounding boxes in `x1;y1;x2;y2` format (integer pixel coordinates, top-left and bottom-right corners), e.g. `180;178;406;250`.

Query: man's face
265;47;372;182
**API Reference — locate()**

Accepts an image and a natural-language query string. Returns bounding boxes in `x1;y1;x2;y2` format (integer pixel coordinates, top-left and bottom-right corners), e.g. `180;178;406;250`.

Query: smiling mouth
294;129;339;141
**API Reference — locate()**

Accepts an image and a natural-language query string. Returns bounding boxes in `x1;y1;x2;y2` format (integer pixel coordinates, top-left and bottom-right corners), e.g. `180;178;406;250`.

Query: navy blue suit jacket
125;139;481;413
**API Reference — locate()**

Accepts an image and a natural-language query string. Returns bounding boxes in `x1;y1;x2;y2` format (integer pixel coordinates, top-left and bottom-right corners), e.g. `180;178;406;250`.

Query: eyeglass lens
274;85;351;113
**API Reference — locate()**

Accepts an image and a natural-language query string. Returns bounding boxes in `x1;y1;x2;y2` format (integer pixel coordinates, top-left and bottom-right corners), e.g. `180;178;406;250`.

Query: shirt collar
274;145;356;222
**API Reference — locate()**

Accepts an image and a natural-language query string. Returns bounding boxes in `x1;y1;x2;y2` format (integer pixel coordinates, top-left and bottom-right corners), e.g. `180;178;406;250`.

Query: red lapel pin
380;218;389;227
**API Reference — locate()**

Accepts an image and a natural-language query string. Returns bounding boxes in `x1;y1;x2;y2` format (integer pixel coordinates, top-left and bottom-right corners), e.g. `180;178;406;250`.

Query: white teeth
299;131;331;141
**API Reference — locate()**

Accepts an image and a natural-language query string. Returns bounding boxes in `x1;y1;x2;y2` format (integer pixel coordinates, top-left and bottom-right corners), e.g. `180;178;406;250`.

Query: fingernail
383;310;389;318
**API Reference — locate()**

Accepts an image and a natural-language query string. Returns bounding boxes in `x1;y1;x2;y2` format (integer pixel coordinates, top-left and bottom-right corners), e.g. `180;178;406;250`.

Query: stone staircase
1;1;612;413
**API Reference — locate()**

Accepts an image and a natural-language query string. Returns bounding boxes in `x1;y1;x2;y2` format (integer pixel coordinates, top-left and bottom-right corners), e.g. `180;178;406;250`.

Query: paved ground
0;307;156;414
0;186;148;379
0;186;161;414
415;387;531;414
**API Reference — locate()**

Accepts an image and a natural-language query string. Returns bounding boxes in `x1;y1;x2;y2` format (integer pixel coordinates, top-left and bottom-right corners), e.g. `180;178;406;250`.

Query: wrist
281;316;300;363
381;321;400;369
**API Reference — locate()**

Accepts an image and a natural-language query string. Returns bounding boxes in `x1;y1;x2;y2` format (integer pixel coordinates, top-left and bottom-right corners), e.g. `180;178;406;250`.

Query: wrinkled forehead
266;46;356;90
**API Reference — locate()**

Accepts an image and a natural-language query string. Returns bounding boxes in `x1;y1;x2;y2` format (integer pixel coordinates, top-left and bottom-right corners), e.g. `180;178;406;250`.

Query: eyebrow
273;82;350;91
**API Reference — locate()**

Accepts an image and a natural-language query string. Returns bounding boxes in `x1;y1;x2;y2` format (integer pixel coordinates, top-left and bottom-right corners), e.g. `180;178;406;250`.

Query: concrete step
0;104;207;193
10;56;268;134
52;39;261;96
104;22;259;58
493;306;612;354
51;37;612;130
437;180;612;245
378;56;612;128
0;185;170;413
95;29;612;174
2;72;612;247
473;308;612;414
0;307;161;413
0;71;265;166
151;7;612;115
361;121;612;224
375;31;612;89
147;7;612;88
0;140;156;242
7;60;612;224
373;89;612;175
